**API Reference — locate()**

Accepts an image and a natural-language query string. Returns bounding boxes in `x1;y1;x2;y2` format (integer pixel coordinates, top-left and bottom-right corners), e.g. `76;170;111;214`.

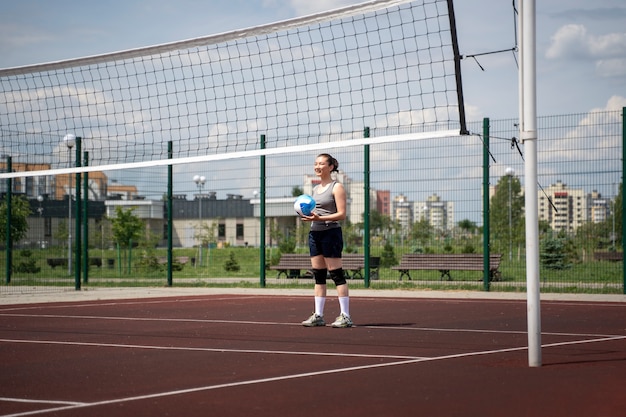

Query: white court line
1;335;624;417
0;398;86;406
0;296;254;312
1;312;624;339
0;338;425;360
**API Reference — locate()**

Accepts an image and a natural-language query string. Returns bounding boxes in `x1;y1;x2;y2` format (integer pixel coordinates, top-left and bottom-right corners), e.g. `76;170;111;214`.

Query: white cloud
546;24;626;59
546;24;626;78
596;59;626;78
592;95;626;112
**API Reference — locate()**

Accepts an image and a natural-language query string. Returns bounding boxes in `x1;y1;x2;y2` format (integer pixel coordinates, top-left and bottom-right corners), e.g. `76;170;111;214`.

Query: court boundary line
1;335;624;417
0;337;425;360
1;312;624;340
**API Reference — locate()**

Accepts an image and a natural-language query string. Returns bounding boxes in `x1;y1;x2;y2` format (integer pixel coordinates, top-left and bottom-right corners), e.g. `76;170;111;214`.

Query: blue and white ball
294;194;316;217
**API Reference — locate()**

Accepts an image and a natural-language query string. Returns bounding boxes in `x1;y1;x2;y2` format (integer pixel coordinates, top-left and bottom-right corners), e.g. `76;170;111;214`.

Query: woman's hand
300;212;319;222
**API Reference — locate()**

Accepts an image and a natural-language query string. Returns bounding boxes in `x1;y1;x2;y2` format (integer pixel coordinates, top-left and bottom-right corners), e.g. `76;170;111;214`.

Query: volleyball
294;194;316;217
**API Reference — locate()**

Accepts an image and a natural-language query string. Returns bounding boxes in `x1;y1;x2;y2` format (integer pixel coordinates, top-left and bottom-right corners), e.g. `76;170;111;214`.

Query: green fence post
74;137;82;290
167;141;173;286
82;151;89;284
4;156;12;284
260;134;266;288
482;118;491;291
363;127;371;288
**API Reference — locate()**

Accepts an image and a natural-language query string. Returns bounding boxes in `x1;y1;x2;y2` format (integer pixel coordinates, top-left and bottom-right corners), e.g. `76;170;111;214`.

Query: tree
195;219;218;248
110;206;145;274
490;174;524;255
0;195;31;245
457;219;478;235
291;186;304;197
110;206;144;248
540;231;570;270
408;218;433;249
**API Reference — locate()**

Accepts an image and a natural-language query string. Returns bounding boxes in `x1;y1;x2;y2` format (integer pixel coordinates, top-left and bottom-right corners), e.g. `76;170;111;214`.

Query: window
236;223;244;240
218;224;226;239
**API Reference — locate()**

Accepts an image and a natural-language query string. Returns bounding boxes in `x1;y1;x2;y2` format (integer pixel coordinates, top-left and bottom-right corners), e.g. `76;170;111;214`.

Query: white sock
314;296;326;316
338;296;350;317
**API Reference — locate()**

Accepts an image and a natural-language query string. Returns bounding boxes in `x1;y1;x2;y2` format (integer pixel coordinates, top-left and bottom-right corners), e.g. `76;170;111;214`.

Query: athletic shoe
331;313;353;328
302;313;325;327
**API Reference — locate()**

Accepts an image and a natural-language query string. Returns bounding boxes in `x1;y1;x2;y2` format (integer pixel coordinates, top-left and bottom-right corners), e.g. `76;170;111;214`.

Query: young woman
300;153;352;328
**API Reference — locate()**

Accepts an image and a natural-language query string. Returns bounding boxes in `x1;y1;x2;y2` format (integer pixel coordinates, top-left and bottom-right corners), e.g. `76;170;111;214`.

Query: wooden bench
269;254;311;278
343;254;380;280
157;256;192;265
47;257;108;268
269;253;380;279
88;258;102;268
391;253;502;281
46;258;67;268
156;256;193;271
593;251;623;262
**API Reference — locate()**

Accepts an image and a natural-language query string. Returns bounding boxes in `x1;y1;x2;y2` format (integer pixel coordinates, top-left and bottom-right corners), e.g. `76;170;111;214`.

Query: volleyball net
0;0;466;180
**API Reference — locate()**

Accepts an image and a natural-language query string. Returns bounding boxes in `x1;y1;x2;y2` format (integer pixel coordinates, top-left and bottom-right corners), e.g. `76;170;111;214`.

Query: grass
1;247;624;295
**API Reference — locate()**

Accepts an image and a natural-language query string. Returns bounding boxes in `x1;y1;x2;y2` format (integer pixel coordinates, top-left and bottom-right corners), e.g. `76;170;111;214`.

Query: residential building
538;181;587;232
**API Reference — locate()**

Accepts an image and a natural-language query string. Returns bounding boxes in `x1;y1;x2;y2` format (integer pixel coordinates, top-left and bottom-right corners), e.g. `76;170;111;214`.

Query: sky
1;0;624;120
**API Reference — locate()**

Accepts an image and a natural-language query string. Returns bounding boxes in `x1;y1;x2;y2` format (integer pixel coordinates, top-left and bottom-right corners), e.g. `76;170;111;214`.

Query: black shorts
308;227;343;258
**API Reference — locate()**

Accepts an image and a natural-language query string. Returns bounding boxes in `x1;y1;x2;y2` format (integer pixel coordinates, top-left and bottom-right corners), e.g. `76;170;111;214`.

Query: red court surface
0;293;624;417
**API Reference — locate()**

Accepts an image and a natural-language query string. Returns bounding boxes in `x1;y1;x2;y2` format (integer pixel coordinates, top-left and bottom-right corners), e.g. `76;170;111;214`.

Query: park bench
152;256;193;271
269;253;379;279
46;258;67;268
391;253;502;281
593;251;623;262
47;257;111;268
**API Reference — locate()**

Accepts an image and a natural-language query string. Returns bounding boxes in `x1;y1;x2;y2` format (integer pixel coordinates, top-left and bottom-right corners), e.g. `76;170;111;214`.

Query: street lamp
37;195;44;249
63;134;76;274
253;190;258;247
505;167;515;261
193;175;206;266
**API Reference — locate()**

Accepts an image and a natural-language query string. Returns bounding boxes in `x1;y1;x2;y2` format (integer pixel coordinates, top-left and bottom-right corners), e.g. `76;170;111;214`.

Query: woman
300;153;352;328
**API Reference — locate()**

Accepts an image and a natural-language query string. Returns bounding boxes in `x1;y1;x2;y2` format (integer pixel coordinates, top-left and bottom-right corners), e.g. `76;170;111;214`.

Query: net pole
363;127;371;288
482;118;491;291
259;135;266;288
520;0;541;367
4;156;12;284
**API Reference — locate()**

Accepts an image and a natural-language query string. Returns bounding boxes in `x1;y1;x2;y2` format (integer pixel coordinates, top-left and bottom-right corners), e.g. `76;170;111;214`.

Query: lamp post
63;134;76;274
505;167;515;261
37;195;44;249
193;175;206;266
612;182;617;250
253;190;258;247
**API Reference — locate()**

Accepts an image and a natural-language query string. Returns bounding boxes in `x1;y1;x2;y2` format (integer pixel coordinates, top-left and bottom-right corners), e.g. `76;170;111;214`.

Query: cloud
546;24;626;78
546;24;626;59
590;95;626;112
596;59;626;78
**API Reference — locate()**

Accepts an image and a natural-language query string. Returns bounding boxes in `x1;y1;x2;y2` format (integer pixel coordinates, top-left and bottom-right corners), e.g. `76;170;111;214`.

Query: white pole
519;0;542;367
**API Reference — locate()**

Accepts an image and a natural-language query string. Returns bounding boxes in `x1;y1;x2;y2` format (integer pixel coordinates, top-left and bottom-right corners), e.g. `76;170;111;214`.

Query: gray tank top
310;181;341;231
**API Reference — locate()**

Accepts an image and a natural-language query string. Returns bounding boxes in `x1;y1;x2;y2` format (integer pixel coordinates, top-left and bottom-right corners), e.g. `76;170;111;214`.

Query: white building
414;193;455;231
538;181;587;232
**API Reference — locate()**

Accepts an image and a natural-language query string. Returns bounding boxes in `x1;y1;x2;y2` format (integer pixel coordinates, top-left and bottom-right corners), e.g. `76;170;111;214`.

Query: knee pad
313;268;328;285
329;268;347;286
